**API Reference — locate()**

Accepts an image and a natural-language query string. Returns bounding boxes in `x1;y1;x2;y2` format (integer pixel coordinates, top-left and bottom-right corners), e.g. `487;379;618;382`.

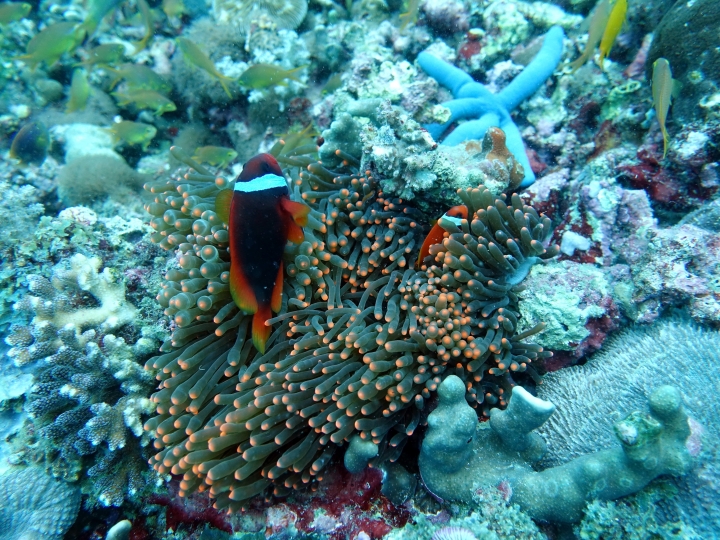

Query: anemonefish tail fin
280;198;310;227
252;304;272;354
271;262;284;313
215;188;233;225
230;262;258;314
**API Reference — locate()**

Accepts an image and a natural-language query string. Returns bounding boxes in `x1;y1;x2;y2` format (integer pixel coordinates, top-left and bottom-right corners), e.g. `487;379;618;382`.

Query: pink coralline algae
632;223;720;326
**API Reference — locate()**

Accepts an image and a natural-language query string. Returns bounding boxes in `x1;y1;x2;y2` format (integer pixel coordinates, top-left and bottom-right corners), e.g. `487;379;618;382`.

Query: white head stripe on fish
234;174;287;193
440;215;464;227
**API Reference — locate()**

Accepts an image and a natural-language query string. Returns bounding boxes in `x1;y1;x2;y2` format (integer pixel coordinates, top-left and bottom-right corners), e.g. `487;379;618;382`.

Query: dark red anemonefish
416;204;469;268
215;153;310;353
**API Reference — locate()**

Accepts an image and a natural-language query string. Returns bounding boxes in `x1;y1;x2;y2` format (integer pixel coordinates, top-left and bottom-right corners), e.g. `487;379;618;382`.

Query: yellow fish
598;0;627;69
16;22;85;69
569;0;611;71
66;68;90;113
0;2;31;24
177;38;235;98
399;0;421;30
162;0;185;18
107;120;157;150
321;73;342;95
113;88;176;115
238;64;305;90
81;0;123;36
133;0;154;54
77;43;126;68
106;63;172;94
651;58;679;159
192;146;238;168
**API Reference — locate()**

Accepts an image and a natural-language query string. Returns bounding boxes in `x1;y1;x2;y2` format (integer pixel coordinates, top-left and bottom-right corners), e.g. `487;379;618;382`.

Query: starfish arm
499;117;536;188
418;51;475;96
441;112;502;146
423;98;496;140
498;25;565;112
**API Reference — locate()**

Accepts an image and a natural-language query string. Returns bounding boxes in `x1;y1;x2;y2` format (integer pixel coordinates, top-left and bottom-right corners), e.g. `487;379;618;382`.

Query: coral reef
212;0;308;30
420;375;693;523
535;320;720;535
5;254;157;507
418;25;566;187
386;486;545;540
143;145;556;511
57;155;148;207
359;101;526;213
0;466;81;540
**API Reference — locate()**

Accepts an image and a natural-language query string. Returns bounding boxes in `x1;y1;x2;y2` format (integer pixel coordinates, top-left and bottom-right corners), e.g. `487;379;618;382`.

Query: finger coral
142;141;556;511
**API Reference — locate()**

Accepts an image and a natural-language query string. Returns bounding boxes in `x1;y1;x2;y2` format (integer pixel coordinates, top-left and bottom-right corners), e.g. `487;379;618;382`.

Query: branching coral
142;140;556;511
5;256;155;507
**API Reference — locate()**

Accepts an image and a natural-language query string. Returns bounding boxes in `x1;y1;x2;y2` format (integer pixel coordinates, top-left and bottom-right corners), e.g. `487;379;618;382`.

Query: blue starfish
418;26;565;188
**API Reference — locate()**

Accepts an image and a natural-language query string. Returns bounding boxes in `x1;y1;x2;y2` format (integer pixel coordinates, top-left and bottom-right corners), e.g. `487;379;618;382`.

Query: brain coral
142;140;556;511
0;467;81;540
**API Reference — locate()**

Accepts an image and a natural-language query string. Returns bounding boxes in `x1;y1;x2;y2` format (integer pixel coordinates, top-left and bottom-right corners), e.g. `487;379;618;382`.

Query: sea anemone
142;138;556;511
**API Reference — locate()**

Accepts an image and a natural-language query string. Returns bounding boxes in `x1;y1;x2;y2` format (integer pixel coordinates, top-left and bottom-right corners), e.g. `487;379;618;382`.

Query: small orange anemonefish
416;204;469;268
215;153;310;353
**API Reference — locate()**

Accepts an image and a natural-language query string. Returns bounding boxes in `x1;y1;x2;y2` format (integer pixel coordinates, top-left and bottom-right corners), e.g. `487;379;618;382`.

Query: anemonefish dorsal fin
271;262;284;313
230;262;258;314
252;305;272;354
416;205;469;268
215;188;232;224
239;153;283;181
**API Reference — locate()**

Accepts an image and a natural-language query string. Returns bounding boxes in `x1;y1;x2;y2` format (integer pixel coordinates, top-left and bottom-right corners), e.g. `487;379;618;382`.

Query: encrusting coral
142;135;557;511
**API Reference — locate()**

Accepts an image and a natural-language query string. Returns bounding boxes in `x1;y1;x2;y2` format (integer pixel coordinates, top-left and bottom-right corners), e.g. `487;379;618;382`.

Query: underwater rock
57;155;147;207
647;0;720;121
536;321;720;535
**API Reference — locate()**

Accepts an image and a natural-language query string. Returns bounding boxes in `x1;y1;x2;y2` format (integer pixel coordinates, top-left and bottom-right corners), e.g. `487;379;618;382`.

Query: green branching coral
143;142;556;511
